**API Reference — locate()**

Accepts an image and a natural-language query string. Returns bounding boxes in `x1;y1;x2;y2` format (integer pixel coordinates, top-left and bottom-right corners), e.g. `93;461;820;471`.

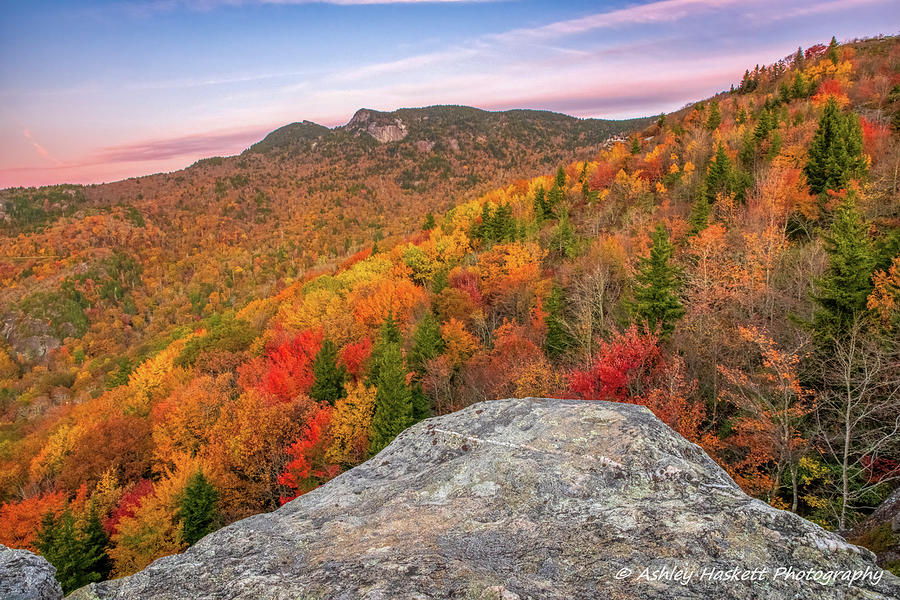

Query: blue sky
1;0;896;187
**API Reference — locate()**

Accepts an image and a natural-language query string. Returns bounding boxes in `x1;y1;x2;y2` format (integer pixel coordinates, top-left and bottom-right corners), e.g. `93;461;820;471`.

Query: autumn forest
1;35;900;591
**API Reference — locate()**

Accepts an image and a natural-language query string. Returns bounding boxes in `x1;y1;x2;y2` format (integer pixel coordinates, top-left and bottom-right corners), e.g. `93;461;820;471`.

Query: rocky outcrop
346;109;408;143
848;487;900;573
69;398;900;599
0;544;62;600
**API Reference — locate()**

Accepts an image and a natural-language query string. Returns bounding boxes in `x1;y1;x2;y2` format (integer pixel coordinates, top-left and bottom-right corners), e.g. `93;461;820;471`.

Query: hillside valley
0;35;899;595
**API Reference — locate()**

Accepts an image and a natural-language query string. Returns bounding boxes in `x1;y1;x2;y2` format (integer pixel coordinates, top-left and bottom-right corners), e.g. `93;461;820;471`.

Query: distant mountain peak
344;108;409;143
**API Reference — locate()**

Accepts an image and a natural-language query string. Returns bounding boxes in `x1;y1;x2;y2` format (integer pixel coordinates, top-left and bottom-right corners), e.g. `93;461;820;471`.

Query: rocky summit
69;398;900;600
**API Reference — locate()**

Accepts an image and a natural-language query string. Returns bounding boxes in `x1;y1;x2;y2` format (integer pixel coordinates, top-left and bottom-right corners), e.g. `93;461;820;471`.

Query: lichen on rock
0;544;63;600
68;398;900;599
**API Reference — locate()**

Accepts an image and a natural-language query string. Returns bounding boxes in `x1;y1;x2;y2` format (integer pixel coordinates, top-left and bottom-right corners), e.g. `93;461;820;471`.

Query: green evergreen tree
179;470;220;546
826;36;840;65
735;106;747;125
410;383;431;422
546;185;563;217
790;71;809;99
532;185;548;221
80;505;112;583
705;100;721;130
793;46;805;70
657;113;666;128
408;312;444;378
422;212;436;231
630;137;641;155
753;109;772;144
811;195;876;345
630;224;685;338
548;207;578;259
36;506;110;594
688;191;712;235
778;82;792;105
704;142;734;203
493;202;516;242
555;166;567;189
544;285;572;359
310;338;348;405
368;313;402;385
804;96;866;196
369;342;413;455
739;129;756;166
478;202;493;242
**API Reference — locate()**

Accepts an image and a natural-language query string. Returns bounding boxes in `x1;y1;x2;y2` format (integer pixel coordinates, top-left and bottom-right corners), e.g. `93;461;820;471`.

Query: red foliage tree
568;326;662;401
238;329;323;403
105;479;155;535
277;405;339;504
339;337;373;380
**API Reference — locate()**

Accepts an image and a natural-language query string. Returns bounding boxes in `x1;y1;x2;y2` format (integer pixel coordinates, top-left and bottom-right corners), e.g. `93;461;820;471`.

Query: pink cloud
89;126;274;163
23;129;62;166
0;125;277;188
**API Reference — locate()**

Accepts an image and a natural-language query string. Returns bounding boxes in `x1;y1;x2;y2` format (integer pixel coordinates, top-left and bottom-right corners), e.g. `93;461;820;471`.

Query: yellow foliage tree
326;381;376;465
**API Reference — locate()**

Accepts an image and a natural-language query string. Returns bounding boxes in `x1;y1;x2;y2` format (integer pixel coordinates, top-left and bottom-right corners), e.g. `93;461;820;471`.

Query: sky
1;0;897;188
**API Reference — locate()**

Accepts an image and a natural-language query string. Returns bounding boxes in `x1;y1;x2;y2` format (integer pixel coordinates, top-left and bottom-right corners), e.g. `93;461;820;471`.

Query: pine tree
493;202;516;242
555;166;566;189
704;142;733;203
753;109;772;144
310;338;348;405
630;137;641;155
546;185;563;217
368;313;402;385
804;96;866;196
812;195;876;345
410;383;431;422
549;207;578;259
790;71;809;99
179;470;220;546
80;505;112;583
630;224;684;338
408;312;444;378
532;185;547;221
478;202;493;242
36;506;110;594
705;100;721;130
422;212;436;231
826;36;840;65
688;192;712;235
544;285;572;359
369;342;413;455
793;46;804;69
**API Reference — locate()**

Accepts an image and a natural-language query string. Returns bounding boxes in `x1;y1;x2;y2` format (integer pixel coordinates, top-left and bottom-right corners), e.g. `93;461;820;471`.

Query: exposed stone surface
69;398;900;599
848;487;900;573
346;108;408;143
0;544;63;600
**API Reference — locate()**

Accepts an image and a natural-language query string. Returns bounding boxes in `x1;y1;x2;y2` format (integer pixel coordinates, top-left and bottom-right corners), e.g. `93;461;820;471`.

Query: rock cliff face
346;109;409;143
0;544;62;600
69;398;900;599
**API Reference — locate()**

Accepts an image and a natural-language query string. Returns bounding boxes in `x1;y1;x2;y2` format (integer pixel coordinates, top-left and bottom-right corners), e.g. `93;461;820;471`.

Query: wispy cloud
491;0;741;42
23;129;63;165
89;126;274;163
118;0;496;15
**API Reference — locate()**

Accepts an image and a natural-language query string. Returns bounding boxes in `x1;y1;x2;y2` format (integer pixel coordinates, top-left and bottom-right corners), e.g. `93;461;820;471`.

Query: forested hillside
1;35;899;591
